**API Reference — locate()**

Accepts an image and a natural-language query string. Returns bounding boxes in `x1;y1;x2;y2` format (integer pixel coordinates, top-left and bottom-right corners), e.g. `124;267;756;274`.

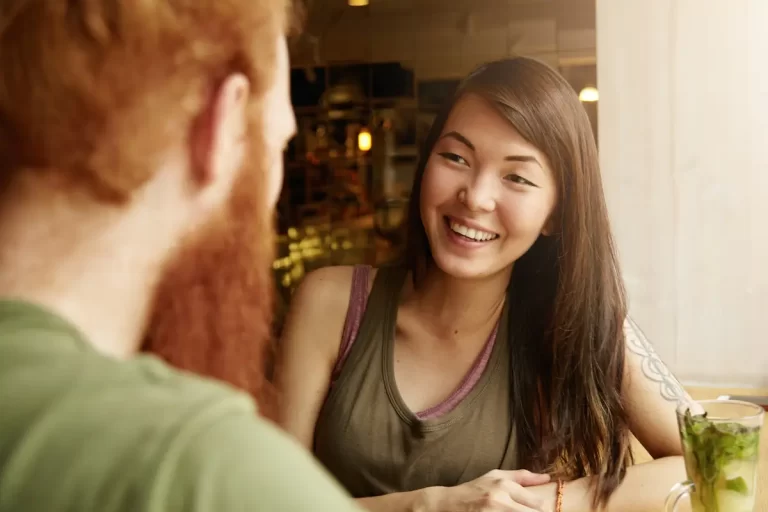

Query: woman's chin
430;252;501;281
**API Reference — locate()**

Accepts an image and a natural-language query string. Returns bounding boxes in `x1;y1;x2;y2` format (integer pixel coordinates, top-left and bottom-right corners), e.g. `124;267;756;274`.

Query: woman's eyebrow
440;130;543;169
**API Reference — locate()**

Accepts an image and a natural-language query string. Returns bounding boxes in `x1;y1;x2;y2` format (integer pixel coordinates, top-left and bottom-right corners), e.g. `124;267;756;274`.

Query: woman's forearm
356;487;437;512
532;457;687;512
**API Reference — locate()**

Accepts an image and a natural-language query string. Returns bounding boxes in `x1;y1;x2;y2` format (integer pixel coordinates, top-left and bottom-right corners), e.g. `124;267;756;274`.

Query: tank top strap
332;265;372;378
330;265;407;383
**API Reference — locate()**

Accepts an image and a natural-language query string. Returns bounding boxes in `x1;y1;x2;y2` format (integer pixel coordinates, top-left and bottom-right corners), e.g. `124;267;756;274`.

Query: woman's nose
458;174;497;213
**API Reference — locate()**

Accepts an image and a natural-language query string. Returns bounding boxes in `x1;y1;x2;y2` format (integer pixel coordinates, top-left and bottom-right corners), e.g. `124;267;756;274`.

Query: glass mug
665;399;763;512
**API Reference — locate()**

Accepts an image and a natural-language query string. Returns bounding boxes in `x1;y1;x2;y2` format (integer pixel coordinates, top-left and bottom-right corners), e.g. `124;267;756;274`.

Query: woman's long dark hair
404;57;632;508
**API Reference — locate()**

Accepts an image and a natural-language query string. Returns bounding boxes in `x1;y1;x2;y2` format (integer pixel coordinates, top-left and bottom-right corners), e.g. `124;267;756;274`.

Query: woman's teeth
449;221;498;242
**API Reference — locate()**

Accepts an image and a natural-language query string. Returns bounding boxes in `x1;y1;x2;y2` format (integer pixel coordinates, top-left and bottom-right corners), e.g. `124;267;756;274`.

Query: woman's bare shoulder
292;265;376;309
282;265;377;351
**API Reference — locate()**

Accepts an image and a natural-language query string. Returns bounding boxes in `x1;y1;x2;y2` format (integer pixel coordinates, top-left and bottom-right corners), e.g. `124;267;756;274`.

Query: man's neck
0;178;172;359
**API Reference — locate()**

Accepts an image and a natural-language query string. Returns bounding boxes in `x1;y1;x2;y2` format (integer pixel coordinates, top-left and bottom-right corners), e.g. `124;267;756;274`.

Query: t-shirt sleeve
156;412;364;512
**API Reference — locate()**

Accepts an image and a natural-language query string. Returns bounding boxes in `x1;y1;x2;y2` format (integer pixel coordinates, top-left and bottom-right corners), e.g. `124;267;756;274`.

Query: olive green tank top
313;265;519;498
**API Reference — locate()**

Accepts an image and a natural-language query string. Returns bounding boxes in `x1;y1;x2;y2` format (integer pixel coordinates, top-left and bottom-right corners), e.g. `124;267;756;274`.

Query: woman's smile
443;215;500;250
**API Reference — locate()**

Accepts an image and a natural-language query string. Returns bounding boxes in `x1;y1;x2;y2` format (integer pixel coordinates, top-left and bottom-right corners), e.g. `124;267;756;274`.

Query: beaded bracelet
555;479;565;512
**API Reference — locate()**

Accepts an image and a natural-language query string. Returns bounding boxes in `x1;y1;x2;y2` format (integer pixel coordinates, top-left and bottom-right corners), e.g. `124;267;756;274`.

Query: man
0;1;361;510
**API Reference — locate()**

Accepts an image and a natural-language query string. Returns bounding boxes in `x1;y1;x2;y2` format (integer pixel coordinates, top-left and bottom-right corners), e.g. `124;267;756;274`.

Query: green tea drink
680;409;760;512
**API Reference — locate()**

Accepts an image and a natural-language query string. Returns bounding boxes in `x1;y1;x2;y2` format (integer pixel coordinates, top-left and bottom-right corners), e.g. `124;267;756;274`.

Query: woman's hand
428;469;554;512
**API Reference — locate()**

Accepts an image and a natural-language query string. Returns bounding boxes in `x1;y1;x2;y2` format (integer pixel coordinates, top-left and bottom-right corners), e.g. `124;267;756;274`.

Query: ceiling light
348;0;369;6
579;86;599;102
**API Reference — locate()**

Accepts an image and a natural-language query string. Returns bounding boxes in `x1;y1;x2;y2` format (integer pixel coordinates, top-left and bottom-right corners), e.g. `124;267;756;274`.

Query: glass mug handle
665;481;694;511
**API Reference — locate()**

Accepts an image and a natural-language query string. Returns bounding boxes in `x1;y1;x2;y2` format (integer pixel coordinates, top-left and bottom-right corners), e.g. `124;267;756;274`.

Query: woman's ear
541;216;556;236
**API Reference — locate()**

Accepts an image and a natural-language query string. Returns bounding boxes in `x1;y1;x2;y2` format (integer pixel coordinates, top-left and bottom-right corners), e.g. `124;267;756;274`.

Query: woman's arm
621;316;692;456
529;317;690;511
356;489;434;512
275;266;356;448
530;457;686;512
357;470;553;512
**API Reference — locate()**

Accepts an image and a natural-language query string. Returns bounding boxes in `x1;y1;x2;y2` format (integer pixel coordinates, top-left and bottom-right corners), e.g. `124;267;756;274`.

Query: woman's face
420;93;558;280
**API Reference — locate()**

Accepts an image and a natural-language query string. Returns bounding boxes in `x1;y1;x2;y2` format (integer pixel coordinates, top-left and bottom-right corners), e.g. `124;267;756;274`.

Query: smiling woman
276;57;689;512
417;94;557;281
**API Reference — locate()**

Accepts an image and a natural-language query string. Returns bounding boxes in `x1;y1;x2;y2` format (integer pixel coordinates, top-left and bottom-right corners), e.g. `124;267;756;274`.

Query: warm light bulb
358;129;372;152
348;0;369;5
578;86;599;102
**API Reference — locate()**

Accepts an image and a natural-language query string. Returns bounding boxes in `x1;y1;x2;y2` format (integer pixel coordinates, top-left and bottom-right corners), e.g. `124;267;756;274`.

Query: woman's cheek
499;195;552;237
426;163;466;203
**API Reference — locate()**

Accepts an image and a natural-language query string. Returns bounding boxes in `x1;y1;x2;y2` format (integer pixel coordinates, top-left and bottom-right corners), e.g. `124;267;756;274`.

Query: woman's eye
504;174;535;186
438;152;468;166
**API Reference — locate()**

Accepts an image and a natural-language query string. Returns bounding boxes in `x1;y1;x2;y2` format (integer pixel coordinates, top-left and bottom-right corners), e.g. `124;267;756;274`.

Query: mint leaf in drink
724;476;748;494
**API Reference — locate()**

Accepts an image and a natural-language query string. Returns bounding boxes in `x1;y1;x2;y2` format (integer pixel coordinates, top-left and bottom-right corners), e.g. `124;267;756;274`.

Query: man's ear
188;73;250;191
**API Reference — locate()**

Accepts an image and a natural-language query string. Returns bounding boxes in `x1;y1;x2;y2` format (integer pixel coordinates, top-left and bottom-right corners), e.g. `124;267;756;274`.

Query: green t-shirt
0;300;362;512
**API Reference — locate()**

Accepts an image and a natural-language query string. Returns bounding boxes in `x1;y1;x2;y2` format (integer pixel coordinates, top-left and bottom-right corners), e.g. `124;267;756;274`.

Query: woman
277;57;689;512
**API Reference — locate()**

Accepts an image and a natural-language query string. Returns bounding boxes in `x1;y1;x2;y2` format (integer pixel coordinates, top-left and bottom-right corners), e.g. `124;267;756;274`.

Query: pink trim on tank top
331;265;500;420
415;324;498;420
332;265;370;378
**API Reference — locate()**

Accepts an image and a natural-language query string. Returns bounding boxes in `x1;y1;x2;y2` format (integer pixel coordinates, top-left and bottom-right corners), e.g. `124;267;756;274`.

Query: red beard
141;142;277;420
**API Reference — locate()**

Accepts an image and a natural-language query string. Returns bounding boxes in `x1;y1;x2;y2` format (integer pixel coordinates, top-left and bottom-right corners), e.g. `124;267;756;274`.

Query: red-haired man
0;1;360;510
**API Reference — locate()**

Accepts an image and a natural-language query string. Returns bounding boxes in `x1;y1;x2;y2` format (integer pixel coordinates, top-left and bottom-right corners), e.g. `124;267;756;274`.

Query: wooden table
632;387;768;511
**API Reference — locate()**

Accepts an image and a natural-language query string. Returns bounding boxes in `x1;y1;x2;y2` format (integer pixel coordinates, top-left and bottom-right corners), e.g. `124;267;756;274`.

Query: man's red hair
0;0;291;199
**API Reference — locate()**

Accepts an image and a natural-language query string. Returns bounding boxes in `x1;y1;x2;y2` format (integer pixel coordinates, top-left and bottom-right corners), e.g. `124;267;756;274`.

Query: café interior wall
597;0;768;387
290;3;596;79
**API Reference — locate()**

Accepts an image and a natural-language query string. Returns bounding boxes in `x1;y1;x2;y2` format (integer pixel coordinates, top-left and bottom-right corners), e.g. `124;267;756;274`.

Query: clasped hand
431;469;554;512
